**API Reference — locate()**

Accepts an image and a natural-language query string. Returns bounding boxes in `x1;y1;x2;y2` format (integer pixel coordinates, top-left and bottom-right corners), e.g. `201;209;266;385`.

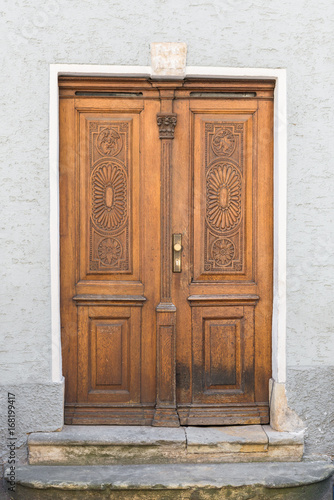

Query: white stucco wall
0;0;333;458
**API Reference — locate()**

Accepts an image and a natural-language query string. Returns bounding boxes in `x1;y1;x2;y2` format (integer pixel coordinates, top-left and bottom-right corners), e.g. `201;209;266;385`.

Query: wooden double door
60;77;274;426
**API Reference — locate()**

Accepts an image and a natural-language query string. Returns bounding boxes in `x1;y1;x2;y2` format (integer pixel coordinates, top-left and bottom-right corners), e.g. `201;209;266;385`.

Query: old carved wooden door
60;78;274;426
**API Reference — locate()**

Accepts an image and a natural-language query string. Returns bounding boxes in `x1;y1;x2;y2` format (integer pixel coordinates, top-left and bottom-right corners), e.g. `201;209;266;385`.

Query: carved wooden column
152;92;179;426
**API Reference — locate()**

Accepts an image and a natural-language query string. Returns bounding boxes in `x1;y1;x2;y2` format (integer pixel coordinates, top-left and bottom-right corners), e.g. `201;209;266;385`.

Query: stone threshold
8;461;334;500
28;424;304;465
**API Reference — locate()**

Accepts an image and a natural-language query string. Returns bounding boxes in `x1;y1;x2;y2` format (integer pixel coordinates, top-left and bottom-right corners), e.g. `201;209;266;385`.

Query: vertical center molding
157;112;177;303
153;90;179;427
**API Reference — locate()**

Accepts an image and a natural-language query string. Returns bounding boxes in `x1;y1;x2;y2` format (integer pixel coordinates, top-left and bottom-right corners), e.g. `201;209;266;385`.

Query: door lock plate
173;234;182;273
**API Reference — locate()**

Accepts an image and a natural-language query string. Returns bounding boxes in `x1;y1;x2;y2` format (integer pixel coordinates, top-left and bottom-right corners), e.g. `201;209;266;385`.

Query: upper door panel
191;101;258;283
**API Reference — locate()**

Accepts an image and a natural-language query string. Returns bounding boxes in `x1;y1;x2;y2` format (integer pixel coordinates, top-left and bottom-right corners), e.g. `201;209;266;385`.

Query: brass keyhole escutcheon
173;234;182;273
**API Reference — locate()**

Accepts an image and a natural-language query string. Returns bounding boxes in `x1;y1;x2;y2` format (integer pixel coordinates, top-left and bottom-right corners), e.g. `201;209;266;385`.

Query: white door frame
50;63;287;404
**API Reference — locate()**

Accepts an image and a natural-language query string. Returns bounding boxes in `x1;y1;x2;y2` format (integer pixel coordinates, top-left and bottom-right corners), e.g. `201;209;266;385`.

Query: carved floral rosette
204;122;244;273
89;121;131;272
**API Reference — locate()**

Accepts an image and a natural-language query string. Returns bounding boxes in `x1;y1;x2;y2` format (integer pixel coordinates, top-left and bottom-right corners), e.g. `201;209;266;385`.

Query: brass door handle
173;234;182;273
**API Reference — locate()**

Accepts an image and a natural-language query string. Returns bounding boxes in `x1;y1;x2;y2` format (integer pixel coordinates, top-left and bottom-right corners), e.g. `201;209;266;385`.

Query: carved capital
157;113;177;139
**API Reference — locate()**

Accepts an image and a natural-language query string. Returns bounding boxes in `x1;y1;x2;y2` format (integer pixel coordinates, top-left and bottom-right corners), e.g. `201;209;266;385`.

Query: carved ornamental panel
89;121;131;273
204;123;244;273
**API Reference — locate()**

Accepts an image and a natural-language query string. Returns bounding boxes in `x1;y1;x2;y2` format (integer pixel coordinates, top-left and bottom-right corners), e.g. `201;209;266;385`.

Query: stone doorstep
28;425;305;465
8;462;334;500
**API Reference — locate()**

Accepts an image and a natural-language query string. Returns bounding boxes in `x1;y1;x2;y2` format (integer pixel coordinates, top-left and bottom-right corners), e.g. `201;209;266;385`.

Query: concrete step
7;461;334;499
28;425;304;465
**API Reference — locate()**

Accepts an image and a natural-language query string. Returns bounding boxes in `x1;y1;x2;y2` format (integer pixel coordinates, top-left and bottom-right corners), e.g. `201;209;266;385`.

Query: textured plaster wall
287;368;334;458
0;0;333;459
